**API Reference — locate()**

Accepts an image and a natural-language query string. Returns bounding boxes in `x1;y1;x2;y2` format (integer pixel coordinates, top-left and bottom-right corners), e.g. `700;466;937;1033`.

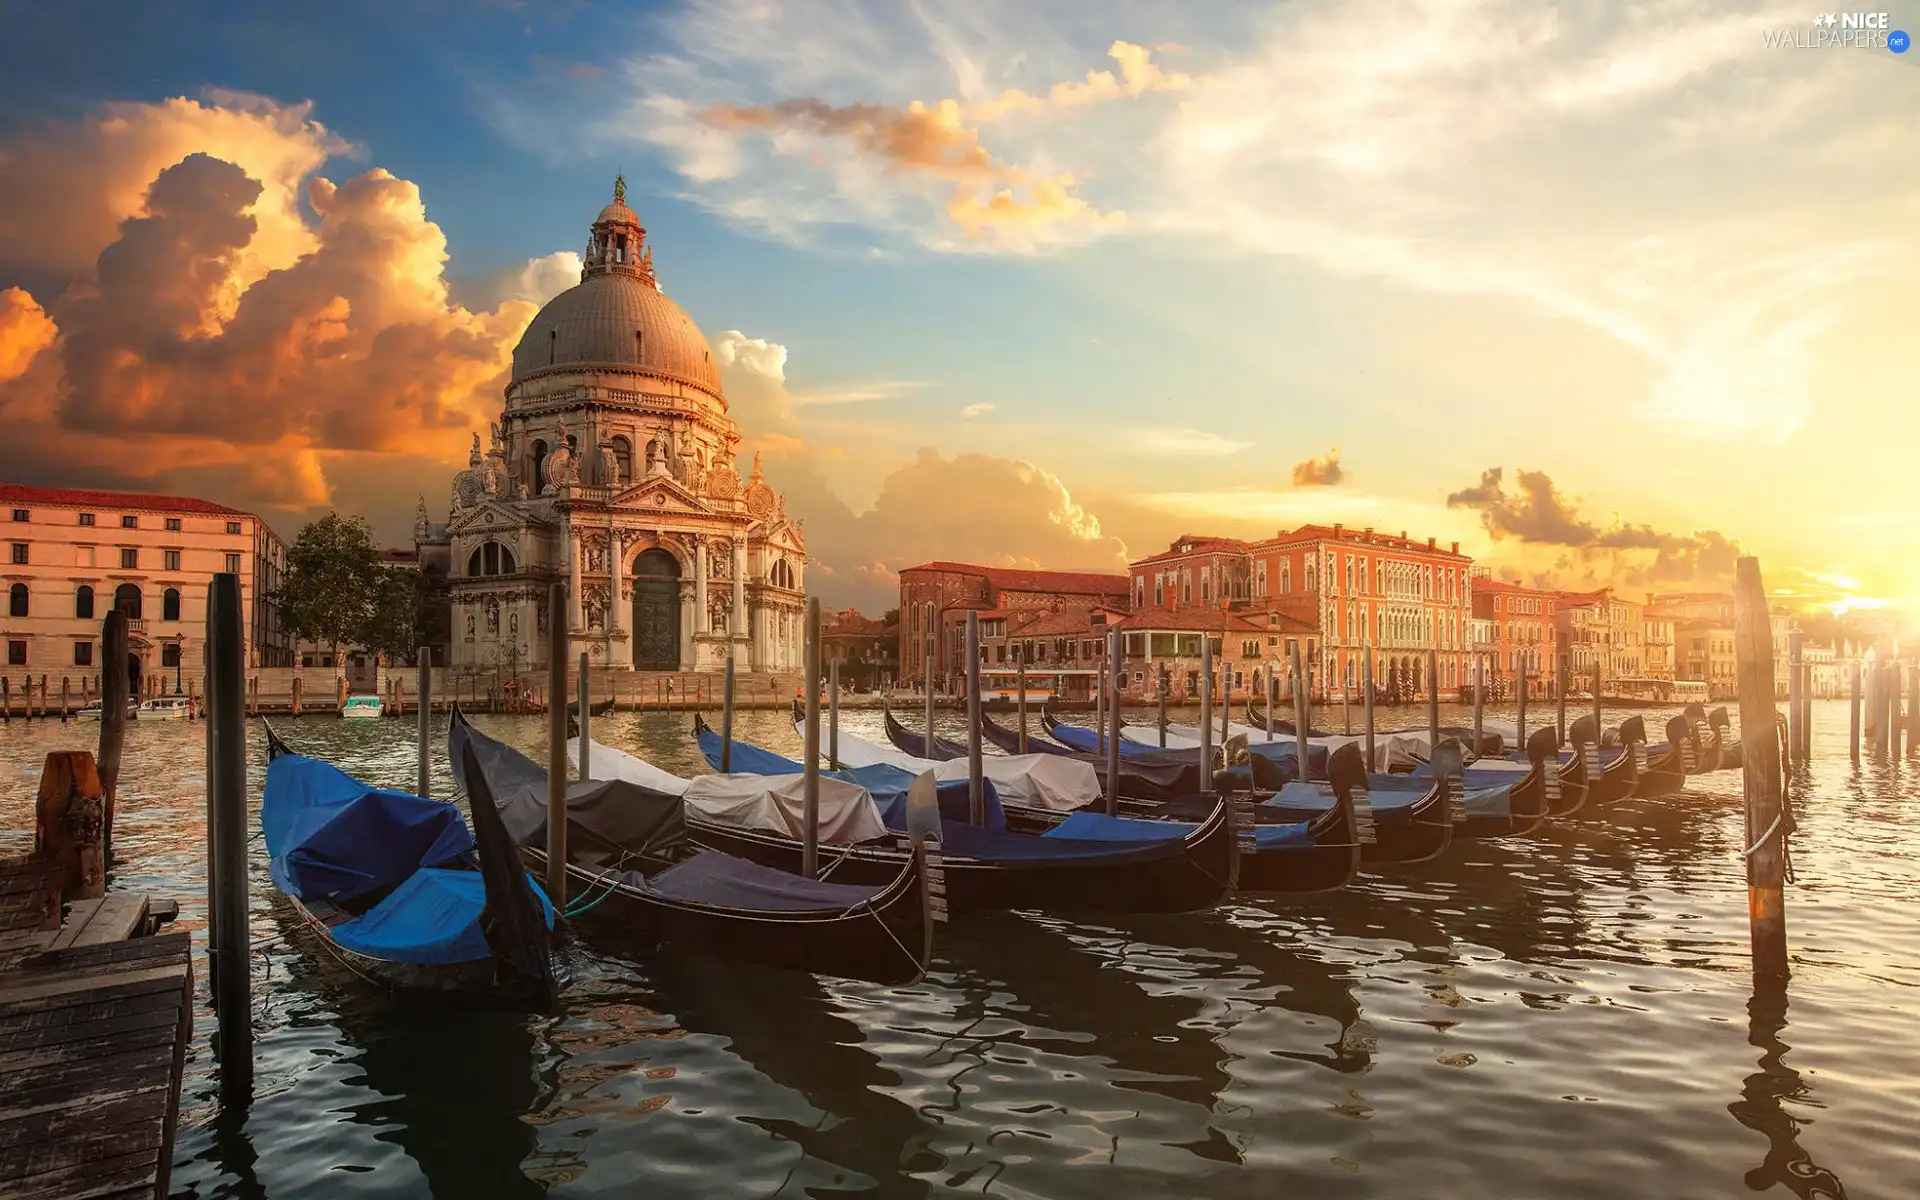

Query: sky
0;0;1913;617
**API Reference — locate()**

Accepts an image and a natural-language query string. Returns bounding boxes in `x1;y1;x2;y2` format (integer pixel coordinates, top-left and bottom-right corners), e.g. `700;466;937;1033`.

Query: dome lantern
582;173;656;288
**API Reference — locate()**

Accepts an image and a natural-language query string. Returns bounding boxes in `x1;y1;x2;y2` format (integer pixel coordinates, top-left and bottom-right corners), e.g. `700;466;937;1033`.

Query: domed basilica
415;179;807;674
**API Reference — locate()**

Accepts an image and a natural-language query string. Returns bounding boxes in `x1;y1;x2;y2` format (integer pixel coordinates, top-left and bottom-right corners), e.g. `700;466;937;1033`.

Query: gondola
1238;701;1507;758
261;722;558;1008
1045;707;1337;784
701;716;1362;897
1032;709;1451;865
1708;707;1744;770
1681;703;1722;773
1630;715;1692;798
891;705;1199;800
1405;725;1556;839
448;708;937;987
1518;715;1591;817
567;696;618;718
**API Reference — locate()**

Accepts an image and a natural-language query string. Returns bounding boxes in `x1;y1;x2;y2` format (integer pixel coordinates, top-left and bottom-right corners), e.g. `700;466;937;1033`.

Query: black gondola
1450;725;1556;839
705;716;1359;898
888;704;1199;800
261;722;559;1008
1239;701;1507;758
1632;716;1691;798
1681;703;1722;773
1708;706;1744;770
448;708;937;987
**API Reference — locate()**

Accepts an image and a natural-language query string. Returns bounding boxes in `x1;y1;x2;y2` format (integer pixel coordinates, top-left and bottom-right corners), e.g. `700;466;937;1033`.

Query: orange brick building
1245;524;1474;700
897;562;1129;689
1469;578;1559;697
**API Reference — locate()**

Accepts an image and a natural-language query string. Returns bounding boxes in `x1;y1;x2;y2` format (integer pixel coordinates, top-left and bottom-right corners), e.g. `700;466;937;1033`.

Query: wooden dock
0;859;190;1200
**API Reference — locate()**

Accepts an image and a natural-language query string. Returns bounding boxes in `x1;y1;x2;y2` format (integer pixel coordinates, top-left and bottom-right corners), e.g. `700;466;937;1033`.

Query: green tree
277;513;381;662
360;567;423;664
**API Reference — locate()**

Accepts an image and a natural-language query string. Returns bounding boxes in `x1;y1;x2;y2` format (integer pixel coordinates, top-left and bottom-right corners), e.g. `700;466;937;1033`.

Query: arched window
610;435;633;483
529;439;549;487
466;542;518;577
114;583;141;620
770;558;796;590
8;583;26;618
74;585;93;620
162;588;181;622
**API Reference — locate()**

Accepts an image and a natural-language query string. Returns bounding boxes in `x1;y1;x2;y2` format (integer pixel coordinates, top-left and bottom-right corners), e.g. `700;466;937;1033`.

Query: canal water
1;701;1914;1199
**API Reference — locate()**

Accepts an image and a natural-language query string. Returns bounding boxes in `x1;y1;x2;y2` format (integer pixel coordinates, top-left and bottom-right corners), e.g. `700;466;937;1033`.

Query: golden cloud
0;97;541;543
695;41;1191;246
0;288;55;383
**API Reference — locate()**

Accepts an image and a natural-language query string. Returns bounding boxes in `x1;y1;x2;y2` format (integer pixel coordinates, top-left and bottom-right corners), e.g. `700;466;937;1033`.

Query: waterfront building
1469;578;1559;698
898;562;1129;690
1127;536;1251;612
1643;606;1677;685
1246;525;1474;701
820;607;897;693
416;179;807;675
1113;607;1320;704
1677;618;1738;699
0;483;291;691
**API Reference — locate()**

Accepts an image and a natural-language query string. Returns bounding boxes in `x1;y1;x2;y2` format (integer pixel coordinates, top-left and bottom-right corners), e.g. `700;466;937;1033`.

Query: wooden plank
0;1044;172;1101
43;900;103;953
0;964;185;1009
21;932;187;973
0;1005;184;1057
0;974;185;1024
4;1149;161;1200
68;897;146;948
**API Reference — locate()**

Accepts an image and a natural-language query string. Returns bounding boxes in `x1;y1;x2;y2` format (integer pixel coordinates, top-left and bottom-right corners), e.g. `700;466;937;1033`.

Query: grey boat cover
451;713;688;868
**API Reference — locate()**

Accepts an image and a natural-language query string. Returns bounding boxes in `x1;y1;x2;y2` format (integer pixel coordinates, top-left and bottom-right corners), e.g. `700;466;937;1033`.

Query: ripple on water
3;702;1920;1197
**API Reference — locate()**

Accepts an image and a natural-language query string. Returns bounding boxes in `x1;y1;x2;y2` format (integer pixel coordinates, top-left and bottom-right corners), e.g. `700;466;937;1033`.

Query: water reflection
1;703;1916;1197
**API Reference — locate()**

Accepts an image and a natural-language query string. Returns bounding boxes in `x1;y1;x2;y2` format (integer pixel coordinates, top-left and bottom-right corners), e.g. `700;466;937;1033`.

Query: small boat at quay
342;694;384;720
450;708;939;987
76;697;141;721
261;723;558;1008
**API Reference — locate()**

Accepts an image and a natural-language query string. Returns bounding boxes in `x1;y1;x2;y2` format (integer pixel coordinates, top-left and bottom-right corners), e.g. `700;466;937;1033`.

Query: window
224;553;241;574
162;588;180;621
5;640;22;666
113;584;141;620
9;509;24;523
226;520;243;535
73;642;92;667
120;548;138;569
7;583;25;617
78;512;94;526
74;585;93;619
161;643;181;668
120;515;137;529
164;550;181;571
9;543;24;565
165;518;182;532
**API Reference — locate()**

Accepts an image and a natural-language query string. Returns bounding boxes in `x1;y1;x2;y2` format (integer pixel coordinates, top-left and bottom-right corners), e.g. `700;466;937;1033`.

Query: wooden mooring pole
1733;558;1788;982
577;651;592;781
1908;661;1919;760
1105;627;1122;815
416;648;431;798
828;656;841;771
545;583;568;909
98;611;128;862
1292;642;1311;783
1363;645;1376;772
1890;661;1905;761
1198;635;1214;792
802;598;823;878
1850;661;1862;766
967;610;986;824
1787;628;1804;763
720;651;736;772
206;572;253;1092
1016;645;1029;754
1427;648;1439;753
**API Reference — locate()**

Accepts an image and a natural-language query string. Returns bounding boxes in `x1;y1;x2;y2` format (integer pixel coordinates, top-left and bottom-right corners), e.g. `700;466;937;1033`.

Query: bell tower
581;174;656;289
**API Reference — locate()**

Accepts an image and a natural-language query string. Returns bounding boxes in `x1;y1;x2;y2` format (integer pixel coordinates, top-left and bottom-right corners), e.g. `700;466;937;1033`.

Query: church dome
509;177;725;400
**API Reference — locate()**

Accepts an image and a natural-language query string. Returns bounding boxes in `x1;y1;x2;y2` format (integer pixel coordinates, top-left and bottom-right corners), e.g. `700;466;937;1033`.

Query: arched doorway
631;549;681;670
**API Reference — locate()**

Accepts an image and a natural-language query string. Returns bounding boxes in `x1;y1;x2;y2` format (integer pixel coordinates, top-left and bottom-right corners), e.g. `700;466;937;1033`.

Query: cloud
1290;448;1343;486
0;92;350;290
959;402;994;419
790;380;925;406
0;289;56;384
0;96;539;545
712;327;1127;610
496;250;583;305
967;41;1194;120
1445;464;1743;588
1144;428;1251;456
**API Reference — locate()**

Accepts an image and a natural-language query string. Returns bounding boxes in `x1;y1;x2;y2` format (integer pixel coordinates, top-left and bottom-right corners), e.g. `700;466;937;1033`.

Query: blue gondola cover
264;754;474;902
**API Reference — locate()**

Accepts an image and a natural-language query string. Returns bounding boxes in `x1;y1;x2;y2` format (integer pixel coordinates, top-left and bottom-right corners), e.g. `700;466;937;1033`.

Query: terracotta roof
1472;578;1558;597
1554;588;1611;606
1130;535;1250;566
900;561;1129;596
1256;524;1472;560
0;483;250;517
1005;610;1101;638
1111;607;1272;634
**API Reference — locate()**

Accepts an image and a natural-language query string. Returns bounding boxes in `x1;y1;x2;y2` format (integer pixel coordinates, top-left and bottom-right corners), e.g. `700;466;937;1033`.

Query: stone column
694;537;709;634
731;539;746;638
679;584;695;669
608;531;624;635
565;513;582;632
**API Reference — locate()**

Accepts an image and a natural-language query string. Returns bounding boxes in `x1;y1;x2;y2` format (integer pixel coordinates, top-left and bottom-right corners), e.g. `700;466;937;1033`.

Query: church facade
415;180;807;674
